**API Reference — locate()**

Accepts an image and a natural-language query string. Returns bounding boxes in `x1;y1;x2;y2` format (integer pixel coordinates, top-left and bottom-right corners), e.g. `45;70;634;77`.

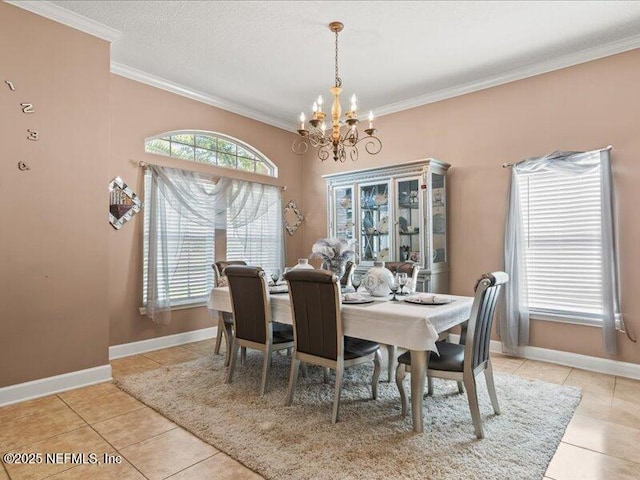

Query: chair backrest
384;262;420;289
464;272;509;371
284;269;342;361
225;265;269;344
340;260;356;287
213;260;247;287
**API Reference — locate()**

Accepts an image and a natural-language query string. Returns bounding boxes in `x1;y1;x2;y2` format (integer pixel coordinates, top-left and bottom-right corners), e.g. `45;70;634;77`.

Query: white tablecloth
208;288;473;352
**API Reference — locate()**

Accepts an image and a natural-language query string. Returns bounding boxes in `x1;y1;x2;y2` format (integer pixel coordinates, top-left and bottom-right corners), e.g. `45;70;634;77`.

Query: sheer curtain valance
498;148;623;355
145;165;282;325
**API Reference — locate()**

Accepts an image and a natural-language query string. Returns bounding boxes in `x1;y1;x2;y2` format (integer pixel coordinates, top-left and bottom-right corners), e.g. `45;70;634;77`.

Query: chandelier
292;22;382;163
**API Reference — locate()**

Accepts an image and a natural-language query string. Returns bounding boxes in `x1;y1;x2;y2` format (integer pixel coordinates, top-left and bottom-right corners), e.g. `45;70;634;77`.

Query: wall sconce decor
109;176;143;230
284;200;304;236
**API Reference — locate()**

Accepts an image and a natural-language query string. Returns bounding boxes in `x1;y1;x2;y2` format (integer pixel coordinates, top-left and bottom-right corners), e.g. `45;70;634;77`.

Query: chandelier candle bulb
350;94;357;113
317;95;323;112
368;111;374;129
299;113;305;130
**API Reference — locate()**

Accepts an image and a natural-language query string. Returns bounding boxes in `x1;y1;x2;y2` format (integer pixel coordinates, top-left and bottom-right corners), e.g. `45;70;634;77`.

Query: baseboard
109;327;218;360
449;334;640;380
0;365;112;407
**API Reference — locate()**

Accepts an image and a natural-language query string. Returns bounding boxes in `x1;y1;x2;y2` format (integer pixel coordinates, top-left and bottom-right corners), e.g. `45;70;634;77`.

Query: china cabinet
324;159;450;293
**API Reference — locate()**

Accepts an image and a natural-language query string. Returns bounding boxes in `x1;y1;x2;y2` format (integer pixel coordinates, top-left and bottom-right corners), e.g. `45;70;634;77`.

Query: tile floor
1;341;639;479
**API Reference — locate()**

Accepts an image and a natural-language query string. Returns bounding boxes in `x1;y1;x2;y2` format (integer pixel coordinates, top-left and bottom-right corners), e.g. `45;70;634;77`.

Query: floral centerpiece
310;237;357;277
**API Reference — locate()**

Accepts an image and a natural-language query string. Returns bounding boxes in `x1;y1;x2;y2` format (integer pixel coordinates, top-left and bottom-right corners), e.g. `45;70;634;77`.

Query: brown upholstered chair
212;260;247;364
283;269;382;424
395;271;509;438
225;265;294;396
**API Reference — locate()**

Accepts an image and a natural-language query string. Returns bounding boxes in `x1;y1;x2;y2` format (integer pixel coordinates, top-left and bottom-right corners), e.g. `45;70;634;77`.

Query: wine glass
351;274;362;292
397;272;408;295
270;270;280;285
389;275;399;302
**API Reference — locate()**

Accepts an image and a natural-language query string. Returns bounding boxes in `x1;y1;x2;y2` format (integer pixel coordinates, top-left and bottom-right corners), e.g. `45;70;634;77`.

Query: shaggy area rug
116;351;580;480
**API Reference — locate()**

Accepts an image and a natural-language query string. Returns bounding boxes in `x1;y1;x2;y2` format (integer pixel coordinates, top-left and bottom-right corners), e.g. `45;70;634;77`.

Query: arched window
145;130;278;177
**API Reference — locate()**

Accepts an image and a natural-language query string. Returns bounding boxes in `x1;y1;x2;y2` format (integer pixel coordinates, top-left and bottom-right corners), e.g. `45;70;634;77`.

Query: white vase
363;261;394;297
292;258;314;270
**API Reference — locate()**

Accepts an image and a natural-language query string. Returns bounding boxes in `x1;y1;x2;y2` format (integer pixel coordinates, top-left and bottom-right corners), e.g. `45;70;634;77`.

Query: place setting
268;269;289;294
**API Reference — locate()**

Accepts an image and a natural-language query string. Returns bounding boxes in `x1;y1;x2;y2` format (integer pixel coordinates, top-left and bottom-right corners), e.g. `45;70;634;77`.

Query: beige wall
0;3;111;387
302;48;640;364
108;75;303;346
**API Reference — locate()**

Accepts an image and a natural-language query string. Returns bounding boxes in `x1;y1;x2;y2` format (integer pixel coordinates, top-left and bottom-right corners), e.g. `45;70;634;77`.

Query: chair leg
372;349;382;400
260;345;272;396
457;381;465;394
427;376;434;396
395;363;408;417
240;347;247;365
214;316;224;355
285;358;300;406
464;374;484;439
332;365;344;424
226;340;240;384
223;321;234;367
323;367;330;384
387;345;397;382
485;361;501;415
301;362;308;378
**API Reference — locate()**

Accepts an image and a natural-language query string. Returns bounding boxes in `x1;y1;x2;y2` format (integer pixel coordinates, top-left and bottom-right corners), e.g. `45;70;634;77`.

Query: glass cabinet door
333;186;354;241
396;178;421;264
431;173;447;264
359;182;390;261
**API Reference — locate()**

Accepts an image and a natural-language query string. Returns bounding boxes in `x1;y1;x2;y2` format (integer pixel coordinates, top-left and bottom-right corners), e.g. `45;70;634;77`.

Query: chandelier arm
349;146;359;162
318;145;331;162
292;136;309;155
355;135;383;155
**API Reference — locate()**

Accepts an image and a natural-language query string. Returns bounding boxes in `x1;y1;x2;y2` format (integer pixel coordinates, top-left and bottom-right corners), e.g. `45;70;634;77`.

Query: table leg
410;349;428;433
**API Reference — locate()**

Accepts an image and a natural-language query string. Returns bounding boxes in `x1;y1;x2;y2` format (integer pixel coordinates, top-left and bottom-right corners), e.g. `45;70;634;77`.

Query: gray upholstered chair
225;265;294;396
378;261;421;381
212;260;247;365
283;269;382;424
395;271;509;438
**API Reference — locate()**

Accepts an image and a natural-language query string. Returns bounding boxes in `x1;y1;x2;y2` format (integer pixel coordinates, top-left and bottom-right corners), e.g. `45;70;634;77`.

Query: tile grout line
560;437;640;467
161;452;221;479
56;394;153;480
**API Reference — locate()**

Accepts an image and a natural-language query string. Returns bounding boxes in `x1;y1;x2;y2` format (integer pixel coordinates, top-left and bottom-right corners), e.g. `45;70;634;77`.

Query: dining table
208;287;473;433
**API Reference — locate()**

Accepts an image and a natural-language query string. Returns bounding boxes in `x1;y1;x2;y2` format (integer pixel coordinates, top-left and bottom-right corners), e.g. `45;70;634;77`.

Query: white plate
403;297;452;306
343;299;374;305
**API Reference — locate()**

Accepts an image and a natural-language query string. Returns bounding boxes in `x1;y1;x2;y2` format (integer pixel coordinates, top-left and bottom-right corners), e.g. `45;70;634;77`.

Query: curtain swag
145;165;281;325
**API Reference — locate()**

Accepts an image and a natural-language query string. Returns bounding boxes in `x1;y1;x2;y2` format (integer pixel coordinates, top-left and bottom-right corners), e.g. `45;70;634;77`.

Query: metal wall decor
284;200;304;236
109;176;143;230
5;79;38;171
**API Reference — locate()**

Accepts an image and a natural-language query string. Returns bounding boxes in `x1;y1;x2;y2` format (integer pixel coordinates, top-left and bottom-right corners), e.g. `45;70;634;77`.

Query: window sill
530;310;602;328
139;300;208;316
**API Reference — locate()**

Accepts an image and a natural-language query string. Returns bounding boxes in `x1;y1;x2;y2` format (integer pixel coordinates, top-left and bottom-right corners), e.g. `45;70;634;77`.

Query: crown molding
111;62;295;133
5;0;121;42
375;33;640;118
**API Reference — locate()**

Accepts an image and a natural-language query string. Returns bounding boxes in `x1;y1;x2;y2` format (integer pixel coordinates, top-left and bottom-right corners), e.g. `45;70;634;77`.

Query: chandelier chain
334;29;341;87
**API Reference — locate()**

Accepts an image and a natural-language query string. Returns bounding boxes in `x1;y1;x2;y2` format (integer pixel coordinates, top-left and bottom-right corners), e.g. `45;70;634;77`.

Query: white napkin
343;293;367;302
405;293;449;304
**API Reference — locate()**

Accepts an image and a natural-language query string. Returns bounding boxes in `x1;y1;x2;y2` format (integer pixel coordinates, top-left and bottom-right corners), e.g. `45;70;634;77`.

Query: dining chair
395;271;509;438
225;265;294;396
212;260;247;365
283;269;383;424
377;261;421;381
339;260;356;289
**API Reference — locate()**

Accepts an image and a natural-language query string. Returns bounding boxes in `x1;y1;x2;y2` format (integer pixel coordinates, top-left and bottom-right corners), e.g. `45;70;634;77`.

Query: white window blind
142;173;215;306
519;166;603;319
226;190;282;276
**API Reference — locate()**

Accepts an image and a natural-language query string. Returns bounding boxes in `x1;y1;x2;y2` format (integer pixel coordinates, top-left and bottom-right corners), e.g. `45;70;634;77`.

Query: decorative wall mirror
109;176;143;230
284;200;304;235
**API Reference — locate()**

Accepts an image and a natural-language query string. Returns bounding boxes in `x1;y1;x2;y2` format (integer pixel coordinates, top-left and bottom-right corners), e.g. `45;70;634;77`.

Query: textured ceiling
50;1;640;129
